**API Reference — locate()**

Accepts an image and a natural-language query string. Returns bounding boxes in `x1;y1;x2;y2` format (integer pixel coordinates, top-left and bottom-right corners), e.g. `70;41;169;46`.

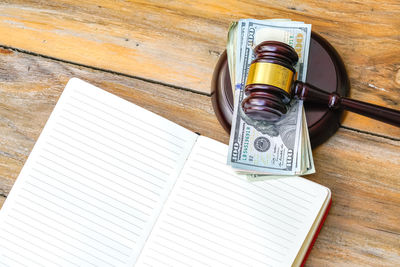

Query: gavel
242;41;400;127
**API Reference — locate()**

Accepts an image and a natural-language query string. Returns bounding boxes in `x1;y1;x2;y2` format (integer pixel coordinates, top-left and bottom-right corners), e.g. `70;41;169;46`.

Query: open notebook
0;78;331;267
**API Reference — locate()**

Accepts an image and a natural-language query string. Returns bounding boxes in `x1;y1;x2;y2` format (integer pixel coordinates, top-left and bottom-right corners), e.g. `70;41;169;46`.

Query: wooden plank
0;48;399;266
0;0;399;138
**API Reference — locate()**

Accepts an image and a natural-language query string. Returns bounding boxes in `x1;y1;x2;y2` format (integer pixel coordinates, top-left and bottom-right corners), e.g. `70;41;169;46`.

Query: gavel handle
293;81;400;127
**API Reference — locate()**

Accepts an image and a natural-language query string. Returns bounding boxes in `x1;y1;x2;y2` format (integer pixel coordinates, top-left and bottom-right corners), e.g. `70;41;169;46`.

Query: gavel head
242;41;298;122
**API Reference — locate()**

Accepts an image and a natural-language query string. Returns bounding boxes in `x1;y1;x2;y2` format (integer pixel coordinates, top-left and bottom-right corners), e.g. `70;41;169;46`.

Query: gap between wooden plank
341;125;400;142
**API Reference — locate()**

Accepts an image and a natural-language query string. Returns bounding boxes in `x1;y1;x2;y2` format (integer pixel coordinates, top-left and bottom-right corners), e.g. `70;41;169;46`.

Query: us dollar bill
246;108;315;181
227;19;313;175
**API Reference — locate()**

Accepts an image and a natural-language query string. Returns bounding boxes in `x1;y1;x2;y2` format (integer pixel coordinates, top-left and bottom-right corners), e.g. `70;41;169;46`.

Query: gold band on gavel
246;62;294;93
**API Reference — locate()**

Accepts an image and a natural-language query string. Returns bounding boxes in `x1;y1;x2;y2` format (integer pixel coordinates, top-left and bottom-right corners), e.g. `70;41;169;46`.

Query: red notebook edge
300;197;332;267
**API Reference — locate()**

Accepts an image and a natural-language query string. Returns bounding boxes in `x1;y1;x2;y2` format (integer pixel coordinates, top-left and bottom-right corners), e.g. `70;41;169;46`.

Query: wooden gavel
242;41;400;127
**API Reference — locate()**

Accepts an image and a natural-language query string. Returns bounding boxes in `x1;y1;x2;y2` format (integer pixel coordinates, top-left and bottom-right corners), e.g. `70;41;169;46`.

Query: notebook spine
300;198;332;267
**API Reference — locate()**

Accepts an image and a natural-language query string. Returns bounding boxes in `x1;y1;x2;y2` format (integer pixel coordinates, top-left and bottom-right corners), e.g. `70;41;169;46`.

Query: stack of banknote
226;19;315;180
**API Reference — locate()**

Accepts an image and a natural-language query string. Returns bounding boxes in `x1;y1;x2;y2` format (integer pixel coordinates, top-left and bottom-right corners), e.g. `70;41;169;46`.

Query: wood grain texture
0;48;399;266
307;131;400;266
0;0;399;138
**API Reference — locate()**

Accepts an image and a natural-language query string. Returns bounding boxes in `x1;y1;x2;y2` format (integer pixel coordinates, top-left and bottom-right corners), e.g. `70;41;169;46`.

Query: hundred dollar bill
227;19;313;176
246;109;315;181
227;21;238;91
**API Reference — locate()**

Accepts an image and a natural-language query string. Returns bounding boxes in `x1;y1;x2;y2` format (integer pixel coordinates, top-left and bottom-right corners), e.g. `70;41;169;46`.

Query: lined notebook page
0;78;198;266
136;136;330;267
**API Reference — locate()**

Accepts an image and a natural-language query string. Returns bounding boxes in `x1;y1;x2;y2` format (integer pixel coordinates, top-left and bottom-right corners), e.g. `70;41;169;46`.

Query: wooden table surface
0;0;399;266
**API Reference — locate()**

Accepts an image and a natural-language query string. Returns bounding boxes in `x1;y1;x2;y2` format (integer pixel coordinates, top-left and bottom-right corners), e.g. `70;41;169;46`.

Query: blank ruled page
0;78;198;267
136;136;329;267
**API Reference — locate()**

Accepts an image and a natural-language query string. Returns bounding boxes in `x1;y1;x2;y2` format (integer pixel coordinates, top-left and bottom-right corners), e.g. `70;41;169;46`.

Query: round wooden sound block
211;32;350;148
